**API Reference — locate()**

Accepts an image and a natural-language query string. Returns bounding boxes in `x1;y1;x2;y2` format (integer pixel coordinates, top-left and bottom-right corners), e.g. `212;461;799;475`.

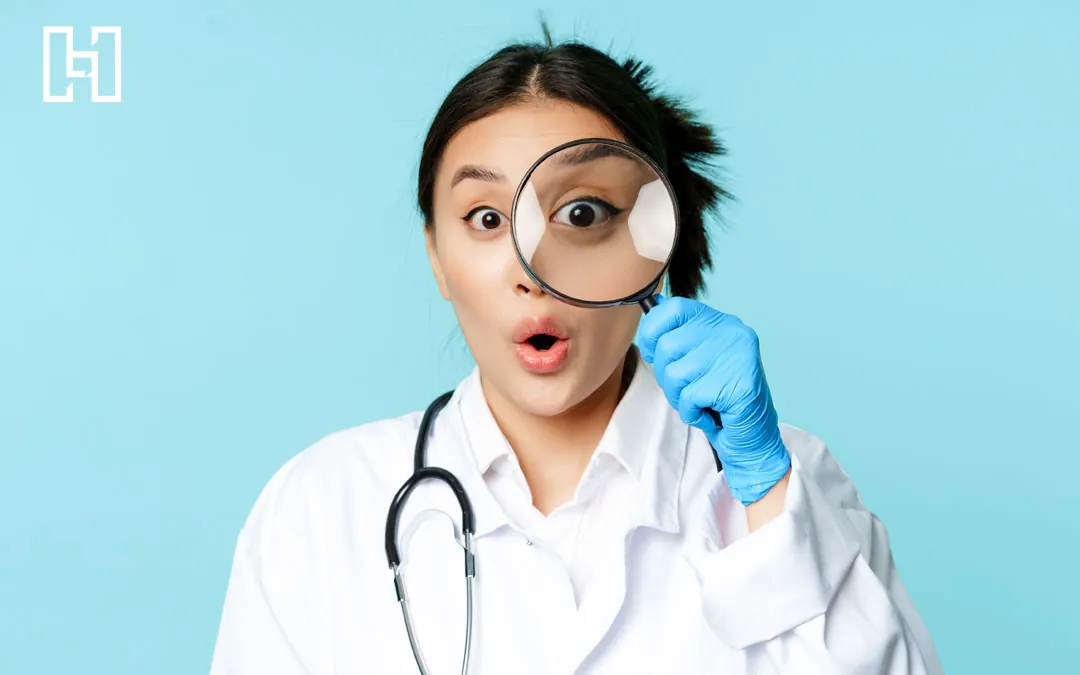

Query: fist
636;295;791;505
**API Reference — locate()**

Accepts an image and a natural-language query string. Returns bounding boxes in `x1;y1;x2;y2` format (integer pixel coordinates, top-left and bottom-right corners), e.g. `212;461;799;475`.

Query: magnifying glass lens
512;140;678;305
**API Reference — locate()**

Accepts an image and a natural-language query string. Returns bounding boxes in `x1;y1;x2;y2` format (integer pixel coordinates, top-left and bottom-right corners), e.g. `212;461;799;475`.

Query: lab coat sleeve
209;458;320;675
682;425;944;674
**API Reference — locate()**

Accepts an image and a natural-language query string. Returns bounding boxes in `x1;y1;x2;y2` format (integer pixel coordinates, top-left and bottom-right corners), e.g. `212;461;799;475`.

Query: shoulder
238;411;426;544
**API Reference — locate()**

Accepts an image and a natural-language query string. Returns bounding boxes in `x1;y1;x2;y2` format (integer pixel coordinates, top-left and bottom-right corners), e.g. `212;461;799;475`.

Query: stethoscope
383;385;723;674
384;390;473;675
381;137;723;675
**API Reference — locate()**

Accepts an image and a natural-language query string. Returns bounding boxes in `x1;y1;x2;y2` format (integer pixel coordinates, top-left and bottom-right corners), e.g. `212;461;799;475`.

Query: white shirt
474;395;642;609
210;357;943;674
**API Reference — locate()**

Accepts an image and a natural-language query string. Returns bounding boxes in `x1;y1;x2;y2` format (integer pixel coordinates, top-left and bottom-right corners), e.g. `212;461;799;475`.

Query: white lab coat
210;358;942;674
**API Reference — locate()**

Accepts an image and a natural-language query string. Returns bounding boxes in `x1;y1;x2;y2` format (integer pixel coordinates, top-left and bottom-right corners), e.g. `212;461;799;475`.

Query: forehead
438;101;627;188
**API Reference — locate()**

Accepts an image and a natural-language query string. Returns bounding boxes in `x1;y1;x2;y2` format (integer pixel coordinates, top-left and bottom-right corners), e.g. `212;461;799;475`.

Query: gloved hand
636;295;791;506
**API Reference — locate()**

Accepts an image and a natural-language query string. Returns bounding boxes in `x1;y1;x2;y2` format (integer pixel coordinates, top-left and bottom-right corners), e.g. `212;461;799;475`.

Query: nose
503;232;551;300
509;251;550;299
514;268;544;297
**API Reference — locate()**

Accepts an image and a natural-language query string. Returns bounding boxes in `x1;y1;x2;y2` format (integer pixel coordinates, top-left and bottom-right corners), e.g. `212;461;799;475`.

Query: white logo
42;26;122;103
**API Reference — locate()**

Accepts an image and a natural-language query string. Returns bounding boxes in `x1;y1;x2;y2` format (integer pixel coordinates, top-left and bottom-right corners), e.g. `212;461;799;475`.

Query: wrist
719;441;791;506
744;464;792;532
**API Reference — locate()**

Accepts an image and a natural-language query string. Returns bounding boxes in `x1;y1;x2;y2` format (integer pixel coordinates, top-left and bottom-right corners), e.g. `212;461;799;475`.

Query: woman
210;32;942;675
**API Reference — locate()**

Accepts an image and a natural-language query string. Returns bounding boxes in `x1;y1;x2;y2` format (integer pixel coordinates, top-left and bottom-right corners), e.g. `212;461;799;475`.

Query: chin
473;358;587;418
507;371;586;417
476;343;629;418
507;353;627;418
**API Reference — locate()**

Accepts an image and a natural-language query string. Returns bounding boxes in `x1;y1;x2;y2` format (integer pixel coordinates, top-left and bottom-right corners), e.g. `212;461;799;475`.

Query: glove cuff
723;448;792;506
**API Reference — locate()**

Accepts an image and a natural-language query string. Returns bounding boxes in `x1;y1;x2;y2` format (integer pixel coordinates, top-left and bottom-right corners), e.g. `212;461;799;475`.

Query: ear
425;226;451;301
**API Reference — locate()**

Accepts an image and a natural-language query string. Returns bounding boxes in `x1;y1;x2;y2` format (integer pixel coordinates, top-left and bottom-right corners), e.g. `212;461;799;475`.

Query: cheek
435;227;508;313
590;306;642;350
616;308;643;344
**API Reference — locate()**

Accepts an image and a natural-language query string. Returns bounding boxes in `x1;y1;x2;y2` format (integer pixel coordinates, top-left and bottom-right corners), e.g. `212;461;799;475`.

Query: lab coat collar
448;351;686;538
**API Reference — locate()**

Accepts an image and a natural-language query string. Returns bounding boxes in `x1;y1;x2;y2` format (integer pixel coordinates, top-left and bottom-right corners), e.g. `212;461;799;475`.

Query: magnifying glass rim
509;136;681;308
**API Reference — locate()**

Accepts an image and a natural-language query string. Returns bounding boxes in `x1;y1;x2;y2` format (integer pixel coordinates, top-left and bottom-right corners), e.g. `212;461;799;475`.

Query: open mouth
525;333;560;351
512;316;570;373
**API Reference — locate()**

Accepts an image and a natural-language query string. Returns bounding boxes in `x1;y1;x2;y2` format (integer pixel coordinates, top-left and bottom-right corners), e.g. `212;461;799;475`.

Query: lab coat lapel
421;360;694;671
435;370;516;538
439;360;687;539
564;356;691;667
598;354;687;534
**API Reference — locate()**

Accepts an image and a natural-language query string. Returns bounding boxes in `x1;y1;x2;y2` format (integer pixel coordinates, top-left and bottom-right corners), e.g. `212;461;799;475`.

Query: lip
515;339;570;374
512;316;569;344
512;316;571;374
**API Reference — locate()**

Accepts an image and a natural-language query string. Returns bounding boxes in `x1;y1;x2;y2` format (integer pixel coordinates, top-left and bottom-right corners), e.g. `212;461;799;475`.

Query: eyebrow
450;165;507;188
554;143;642;166
447;145;641;188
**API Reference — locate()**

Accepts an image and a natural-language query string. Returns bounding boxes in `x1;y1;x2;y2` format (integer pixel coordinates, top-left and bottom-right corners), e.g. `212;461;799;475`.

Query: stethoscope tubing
383;345;722;674
385;390;475;675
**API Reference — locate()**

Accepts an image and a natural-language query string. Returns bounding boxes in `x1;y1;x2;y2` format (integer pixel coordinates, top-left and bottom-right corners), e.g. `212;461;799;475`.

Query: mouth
524;333;560;351
513;317;571;374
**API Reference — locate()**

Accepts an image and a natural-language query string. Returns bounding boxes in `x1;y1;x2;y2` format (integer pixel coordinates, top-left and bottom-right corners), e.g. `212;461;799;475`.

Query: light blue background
1;1;1077;672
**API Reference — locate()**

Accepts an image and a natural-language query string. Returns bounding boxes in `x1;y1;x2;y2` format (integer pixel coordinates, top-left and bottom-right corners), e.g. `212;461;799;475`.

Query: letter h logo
43;26;122;103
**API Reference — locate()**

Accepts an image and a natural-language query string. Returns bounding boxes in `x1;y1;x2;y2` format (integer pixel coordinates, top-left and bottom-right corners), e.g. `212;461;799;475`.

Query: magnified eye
464;207;507;231
553;198;623;228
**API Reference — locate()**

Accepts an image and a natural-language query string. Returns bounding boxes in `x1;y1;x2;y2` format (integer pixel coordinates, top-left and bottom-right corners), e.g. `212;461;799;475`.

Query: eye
463;207;507;231
553;197;623;228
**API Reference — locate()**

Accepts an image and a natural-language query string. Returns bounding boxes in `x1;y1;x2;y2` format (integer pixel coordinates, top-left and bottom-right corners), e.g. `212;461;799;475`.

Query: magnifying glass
510;138;678;314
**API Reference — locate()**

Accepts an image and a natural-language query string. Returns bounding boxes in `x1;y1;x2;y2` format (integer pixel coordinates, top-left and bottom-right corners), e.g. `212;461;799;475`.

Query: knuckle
677;405;697;425
637;322;658;345
677;381;707;424
667;357;696;389
654;332;678;365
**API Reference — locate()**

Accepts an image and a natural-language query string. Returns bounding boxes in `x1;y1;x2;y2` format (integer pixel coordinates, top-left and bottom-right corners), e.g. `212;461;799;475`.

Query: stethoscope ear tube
413;391;454;473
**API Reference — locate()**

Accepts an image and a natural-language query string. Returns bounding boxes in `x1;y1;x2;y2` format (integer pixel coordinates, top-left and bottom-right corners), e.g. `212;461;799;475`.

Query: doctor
210;32;943;675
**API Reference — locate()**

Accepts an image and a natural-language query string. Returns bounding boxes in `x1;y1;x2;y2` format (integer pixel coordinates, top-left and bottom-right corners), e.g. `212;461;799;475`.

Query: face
425;100;644;418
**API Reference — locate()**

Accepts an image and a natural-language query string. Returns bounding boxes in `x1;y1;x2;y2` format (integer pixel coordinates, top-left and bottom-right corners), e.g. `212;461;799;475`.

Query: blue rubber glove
636;295;791;506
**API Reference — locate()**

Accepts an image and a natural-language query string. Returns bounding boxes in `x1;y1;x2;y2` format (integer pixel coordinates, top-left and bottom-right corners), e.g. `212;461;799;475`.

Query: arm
686;430;942;674
209;525;312;675
209;457;316;675
745;466;790;533
637;296;941;674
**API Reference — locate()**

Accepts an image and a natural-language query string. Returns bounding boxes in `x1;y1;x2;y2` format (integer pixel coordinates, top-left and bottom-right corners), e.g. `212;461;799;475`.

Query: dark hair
416;26;730;298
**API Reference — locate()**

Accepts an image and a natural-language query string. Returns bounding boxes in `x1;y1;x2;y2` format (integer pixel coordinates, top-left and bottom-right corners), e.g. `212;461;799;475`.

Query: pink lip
515;339;570;374
512;316;571;374
512;316;569;344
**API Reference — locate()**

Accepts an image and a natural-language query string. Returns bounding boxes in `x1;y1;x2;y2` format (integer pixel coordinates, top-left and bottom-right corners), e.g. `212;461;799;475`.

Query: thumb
637;295;703;363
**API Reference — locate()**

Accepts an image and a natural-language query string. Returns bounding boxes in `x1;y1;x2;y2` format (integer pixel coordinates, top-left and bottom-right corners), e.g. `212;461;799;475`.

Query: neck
481;349;636;515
